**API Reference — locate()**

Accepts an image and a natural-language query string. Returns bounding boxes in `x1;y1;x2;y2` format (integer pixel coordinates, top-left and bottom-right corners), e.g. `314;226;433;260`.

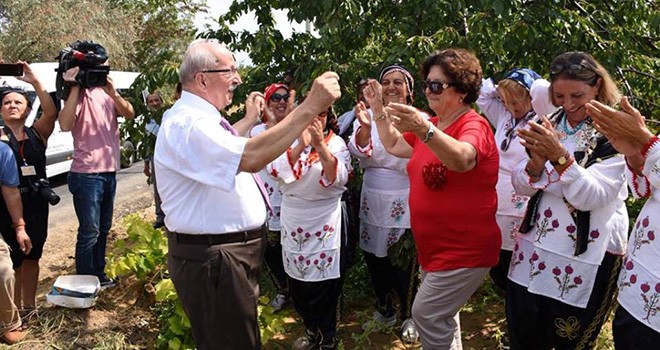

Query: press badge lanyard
2;127;36;177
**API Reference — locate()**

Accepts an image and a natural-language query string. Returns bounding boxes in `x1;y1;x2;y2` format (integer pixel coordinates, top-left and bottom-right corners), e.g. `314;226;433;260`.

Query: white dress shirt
154;91;267;234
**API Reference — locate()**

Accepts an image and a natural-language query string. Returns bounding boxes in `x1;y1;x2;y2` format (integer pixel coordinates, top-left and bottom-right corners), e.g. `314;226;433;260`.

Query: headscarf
502;68;541;91
379;64;414;103
264;83;289;104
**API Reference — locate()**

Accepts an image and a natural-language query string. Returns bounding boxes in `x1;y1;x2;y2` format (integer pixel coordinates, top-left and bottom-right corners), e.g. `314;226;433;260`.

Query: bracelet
12;219;25;229
641;135;659;158
374;111;388;121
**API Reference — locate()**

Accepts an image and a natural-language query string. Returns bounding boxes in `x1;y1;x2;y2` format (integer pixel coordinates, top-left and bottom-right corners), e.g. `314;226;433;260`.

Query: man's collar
179;91;223;119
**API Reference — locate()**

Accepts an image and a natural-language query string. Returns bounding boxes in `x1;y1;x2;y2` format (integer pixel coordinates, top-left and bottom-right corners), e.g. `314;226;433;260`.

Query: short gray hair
179;39;228;84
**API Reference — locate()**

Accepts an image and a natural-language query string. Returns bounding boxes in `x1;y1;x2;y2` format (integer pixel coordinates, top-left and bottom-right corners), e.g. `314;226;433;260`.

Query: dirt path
36;166;154;295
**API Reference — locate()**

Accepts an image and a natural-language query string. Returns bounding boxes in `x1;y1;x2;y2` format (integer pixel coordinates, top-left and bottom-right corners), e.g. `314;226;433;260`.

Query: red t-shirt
404;110;501;271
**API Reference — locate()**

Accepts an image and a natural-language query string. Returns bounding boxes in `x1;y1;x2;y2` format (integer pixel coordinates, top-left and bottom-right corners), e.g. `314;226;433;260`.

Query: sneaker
319;337;337;350
362;310;396;330
100;277;117;290
293;329;320;350
269;293;288;313
401;318;419;344
499;334;511;350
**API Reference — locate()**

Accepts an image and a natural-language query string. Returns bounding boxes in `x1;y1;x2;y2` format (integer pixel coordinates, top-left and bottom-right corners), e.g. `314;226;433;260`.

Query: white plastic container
46;275;100;309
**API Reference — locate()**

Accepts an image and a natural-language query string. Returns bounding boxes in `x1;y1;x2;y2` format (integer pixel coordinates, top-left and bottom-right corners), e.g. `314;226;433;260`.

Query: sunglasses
549;62;594;76
422;80;456;95
270;93;289;102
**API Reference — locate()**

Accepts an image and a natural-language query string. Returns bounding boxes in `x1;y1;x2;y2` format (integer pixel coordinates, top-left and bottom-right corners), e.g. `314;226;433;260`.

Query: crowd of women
247;48;660;350
1;46;658;350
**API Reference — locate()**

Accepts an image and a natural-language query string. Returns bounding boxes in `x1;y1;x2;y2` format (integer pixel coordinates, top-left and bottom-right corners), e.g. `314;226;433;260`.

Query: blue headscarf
503;68;541;91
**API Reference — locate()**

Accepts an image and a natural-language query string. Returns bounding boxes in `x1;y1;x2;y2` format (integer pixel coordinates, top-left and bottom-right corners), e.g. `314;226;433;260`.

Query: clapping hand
308;116;325;148
586;97;655;156
354;101;370;128
383;103;426;133
362;79;384;118
517;116;565;162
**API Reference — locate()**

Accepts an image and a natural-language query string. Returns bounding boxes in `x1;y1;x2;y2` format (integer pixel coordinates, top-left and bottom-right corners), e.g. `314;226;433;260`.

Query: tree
0;0;138;70
202;0;659;122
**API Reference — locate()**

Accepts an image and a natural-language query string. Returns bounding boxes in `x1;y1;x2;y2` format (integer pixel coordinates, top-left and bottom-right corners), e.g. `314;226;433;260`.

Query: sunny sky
194;1;308;66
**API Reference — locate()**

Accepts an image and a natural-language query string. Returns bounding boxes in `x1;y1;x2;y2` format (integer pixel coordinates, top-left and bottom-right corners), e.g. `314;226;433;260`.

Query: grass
4;208;616;349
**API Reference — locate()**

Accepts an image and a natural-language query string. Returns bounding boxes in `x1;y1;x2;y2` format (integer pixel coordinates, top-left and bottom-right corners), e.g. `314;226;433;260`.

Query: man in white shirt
154;39;340;350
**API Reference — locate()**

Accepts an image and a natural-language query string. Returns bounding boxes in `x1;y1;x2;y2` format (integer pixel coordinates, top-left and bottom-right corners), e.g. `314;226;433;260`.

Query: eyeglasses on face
270;93;289;102
549;62;594;76
422;80;456;95
200;67;239;75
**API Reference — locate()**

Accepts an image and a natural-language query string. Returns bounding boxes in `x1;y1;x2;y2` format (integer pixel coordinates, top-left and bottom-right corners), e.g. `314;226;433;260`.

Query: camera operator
59;51;135;289
0;60;57;324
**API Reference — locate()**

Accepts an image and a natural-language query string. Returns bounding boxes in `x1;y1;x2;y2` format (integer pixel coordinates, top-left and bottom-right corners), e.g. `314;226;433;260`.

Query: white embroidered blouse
617;137;660;332
509;117;628;308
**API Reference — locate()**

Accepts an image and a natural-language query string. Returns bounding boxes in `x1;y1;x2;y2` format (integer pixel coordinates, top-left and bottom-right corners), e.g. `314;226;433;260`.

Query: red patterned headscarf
264;83;289;104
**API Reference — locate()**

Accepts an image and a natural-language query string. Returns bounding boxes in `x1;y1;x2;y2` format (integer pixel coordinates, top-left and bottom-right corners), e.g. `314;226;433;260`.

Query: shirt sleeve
558;155;627;211
320;136;352;188
530;79;557;118
476;78;509;126
629;139;660;197
347;121;373;159
158;115;247;192
0;145;19;187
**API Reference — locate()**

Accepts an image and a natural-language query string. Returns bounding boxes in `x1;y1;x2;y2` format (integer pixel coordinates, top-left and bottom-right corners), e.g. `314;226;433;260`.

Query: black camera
56;40;110;100
28;178;60;206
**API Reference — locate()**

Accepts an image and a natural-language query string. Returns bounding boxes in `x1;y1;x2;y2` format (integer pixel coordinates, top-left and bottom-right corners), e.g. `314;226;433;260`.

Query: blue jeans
68;172;116;280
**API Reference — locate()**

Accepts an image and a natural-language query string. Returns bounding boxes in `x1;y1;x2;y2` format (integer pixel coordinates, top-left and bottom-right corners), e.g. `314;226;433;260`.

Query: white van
0;62;139;178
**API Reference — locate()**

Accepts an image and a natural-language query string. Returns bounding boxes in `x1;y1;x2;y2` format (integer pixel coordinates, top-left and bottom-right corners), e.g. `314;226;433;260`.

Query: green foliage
0;0;203;72
202;0;659;123
106;214;168;280
0;0;137;68
107;215;288;349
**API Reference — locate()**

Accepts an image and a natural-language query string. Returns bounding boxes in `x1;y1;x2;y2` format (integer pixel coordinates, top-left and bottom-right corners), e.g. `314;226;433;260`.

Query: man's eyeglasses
201;67;239;75
270;93;289;102
549;62;594;76
422;80;456;95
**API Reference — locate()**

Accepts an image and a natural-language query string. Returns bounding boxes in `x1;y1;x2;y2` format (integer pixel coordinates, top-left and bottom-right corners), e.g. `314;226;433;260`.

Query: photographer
0;141;31;344
59;44;135;289
0;60;57;325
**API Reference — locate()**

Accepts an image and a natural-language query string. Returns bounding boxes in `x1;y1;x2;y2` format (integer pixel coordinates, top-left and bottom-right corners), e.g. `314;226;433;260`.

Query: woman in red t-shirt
362;48;501;349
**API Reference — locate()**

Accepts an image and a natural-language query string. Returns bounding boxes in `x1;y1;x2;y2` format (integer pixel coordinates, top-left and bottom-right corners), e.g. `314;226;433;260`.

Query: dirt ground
4;188;527;349
9;195;506;350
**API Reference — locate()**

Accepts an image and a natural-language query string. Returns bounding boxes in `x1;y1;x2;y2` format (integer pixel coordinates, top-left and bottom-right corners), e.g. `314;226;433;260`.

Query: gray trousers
412;267;489;350
167;233;266;350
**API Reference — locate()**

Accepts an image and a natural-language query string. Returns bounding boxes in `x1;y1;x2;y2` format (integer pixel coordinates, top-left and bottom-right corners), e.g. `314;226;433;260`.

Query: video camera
56;40;110;100
28;178;60;206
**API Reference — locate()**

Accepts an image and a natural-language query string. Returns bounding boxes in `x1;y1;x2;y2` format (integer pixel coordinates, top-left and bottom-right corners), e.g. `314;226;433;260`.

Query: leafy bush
107;214;286;349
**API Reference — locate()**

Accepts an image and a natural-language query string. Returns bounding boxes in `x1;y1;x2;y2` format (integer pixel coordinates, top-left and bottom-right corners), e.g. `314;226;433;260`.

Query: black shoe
293;329;321;350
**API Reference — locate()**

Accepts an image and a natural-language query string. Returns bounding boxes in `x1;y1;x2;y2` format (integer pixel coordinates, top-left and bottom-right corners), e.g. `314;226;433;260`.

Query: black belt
168;224;267;245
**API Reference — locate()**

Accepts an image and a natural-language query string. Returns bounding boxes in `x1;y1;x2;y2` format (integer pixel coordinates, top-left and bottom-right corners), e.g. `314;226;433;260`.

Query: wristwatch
550;151;571;166
421;122;435;143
